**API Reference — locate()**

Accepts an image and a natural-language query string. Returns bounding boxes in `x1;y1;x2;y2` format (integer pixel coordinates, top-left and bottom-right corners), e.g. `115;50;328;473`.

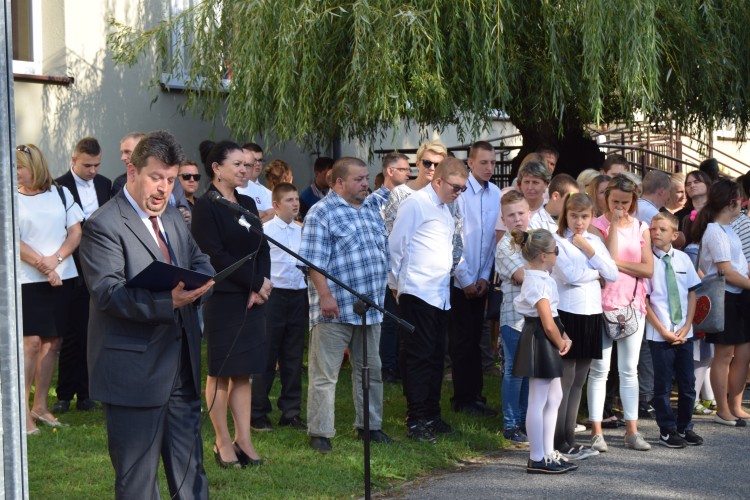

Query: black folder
126;254;252;291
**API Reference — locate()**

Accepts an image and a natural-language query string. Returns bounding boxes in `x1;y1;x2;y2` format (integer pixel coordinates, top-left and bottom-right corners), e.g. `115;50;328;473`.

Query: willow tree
108;0;750;167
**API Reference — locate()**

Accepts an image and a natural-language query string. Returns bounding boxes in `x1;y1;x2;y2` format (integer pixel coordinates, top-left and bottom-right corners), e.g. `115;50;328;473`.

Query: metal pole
0;0;29;497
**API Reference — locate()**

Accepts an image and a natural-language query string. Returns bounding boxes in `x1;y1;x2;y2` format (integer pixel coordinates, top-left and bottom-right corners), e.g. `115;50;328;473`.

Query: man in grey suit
80;130;214;499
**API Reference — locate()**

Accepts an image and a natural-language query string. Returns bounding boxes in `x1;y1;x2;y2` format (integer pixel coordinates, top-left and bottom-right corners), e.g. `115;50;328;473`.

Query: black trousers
399;294;449;424
378;286;400;372
56;279;91;401
251;288;308;421
448;287;486;407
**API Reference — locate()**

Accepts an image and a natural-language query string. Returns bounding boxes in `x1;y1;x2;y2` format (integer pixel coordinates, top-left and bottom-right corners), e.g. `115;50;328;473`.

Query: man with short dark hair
638;170;672;226
53;137;112;414
237;142;274;221
299;156;334;218
80;130;214;498
300;157;391;453
600;154;629;176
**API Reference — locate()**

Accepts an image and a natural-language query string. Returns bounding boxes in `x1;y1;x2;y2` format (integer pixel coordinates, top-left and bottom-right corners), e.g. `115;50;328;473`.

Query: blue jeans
649;339;696;434
501;326;529;430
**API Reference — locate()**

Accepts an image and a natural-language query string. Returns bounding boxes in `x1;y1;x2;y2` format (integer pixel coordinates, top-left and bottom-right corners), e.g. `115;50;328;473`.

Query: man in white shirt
251;183;309;431
449;142;501;416
237;142;275;222
389;157;468;443
52;137;112;414
528;173;579;233
637;170;671;226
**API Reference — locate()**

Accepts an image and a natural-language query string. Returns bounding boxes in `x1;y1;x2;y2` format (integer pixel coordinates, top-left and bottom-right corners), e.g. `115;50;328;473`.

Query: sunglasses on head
421;159;439;169
16;145;31;157
180;173;201;181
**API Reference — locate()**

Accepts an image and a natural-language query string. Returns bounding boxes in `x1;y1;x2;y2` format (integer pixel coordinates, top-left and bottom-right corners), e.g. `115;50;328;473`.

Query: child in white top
509;228;575;475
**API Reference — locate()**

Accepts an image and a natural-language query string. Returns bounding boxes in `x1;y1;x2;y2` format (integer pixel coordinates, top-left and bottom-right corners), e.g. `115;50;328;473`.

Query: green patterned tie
663;254;682;325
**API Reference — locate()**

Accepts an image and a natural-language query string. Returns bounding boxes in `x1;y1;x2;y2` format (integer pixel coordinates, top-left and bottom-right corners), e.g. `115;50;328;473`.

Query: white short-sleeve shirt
700;222;747;294
514;269;559;318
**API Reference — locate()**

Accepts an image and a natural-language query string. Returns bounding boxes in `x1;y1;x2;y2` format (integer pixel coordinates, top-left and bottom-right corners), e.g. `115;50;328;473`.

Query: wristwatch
55;253;63;264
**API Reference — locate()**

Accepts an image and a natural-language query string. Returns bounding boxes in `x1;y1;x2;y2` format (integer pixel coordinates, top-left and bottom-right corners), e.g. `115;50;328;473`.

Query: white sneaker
563;445;600;460
624;432;652;451
591;434;608;452
575;424;586;433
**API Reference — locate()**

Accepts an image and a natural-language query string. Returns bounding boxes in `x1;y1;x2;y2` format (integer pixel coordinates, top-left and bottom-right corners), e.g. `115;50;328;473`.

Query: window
11;0;42;75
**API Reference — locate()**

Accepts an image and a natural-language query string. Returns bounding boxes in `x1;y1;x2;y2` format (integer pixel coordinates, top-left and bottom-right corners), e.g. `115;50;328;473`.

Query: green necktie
663;254;682;325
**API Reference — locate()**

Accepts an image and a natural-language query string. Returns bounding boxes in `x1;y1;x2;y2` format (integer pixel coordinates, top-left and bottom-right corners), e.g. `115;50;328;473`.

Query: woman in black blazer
192;140;271;468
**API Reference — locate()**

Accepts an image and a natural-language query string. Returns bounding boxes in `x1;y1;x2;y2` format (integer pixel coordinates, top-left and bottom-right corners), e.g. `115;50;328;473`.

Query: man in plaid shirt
300;157;392;453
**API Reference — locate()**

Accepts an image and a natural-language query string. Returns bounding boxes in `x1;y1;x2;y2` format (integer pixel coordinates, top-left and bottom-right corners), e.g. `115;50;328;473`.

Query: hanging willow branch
107;0;750;147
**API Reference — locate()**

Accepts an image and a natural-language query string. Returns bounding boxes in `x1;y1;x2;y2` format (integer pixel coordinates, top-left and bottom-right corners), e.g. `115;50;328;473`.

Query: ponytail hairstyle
691;179;740;243
509;227;556;262
198;140;242;180
557;192;594;236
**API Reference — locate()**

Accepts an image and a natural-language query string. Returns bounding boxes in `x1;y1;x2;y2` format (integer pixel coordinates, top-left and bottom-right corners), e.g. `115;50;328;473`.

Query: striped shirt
730;214;750;264
300;190;388;327
495;232;525;331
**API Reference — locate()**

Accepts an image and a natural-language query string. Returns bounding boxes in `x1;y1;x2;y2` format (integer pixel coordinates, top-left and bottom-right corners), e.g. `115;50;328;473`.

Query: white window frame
12;0;43;75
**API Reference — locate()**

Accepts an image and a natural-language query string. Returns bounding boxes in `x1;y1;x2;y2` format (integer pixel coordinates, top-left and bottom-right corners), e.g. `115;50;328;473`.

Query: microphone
206;191;262;224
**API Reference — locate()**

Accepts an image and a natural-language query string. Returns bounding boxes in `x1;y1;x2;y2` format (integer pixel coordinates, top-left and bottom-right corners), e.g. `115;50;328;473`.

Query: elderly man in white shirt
449;142;501;417
389;157;469;444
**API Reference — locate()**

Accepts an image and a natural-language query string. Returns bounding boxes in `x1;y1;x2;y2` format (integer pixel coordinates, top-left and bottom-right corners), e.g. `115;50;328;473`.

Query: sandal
693;402;713;415
30;410;62;428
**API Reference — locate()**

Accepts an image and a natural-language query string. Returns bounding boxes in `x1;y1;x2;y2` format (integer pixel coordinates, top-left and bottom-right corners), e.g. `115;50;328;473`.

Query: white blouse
700;222;748;294
552;230;618;315
18;186;84;284
514;269;559;318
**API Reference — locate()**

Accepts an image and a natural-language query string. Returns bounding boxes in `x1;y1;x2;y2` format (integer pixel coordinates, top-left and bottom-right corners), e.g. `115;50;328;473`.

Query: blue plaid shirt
300;190;389;327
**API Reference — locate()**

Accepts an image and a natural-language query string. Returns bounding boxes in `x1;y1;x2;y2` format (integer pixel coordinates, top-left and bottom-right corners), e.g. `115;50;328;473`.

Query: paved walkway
390;389;750;499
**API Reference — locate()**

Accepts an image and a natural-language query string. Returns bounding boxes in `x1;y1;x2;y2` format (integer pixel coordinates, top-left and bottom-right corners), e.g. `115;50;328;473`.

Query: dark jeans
648;339;696;434
56;279;91;401
399;294;449;424
448;287;486;408
251;289;308;421
378;287;399;373
638;334;654;404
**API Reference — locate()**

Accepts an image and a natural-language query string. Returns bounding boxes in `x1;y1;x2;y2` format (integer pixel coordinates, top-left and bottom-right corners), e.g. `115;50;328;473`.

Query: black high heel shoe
233;442;263;467
213;444;242;469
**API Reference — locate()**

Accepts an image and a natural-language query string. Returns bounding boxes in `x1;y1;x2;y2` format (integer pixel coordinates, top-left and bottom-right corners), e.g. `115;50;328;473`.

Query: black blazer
191;184;270;294
55;170;112;218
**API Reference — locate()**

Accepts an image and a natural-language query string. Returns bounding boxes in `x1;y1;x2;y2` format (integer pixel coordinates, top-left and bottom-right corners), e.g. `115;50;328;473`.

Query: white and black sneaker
562;445;600;460
677;429;704;446
659;430;687;448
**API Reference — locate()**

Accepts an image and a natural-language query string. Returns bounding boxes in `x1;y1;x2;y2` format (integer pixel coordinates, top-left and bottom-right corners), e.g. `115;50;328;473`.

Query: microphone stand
219;199;414;500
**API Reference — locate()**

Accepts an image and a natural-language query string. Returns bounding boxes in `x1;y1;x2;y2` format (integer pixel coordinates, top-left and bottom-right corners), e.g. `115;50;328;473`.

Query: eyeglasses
254;159;265;166
730;197;743;206
180;173;201;181
421;159;439;169
545;246;560;256
443;180;467;193
16;145;31;157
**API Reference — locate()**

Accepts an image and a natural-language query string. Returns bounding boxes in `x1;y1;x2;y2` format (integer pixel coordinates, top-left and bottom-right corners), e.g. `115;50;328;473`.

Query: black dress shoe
233;442;263;467
278;415;306;430
455;401;498;417
251;416;274;432
213;444;241;469
51;400;70;414
356;429;394;444
76;399;101;411
310;436;333;453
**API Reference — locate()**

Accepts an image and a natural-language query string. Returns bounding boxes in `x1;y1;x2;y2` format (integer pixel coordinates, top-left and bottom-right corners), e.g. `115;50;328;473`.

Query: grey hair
517;160;551;185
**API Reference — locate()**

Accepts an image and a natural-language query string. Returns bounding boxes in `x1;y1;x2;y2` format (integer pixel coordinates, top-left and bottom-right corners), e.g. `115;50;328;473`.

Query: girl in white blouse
552;194;618;459
510;228;575;474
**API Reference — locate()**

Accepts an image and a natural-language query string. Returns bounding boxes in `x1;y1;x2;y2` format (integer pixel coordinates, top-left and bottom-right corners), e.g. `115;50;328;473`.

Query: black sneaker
76;399;101;411
406;421;437;444
639;403;656;419
503;426;529;443
659;430;687;448
310;436;332;453
251;416;274;432
678;429;704;446
526;456;569;474
51;400;70;414
454;401;498;417
357;429;394;444
425;417;454;435
278;415;306;430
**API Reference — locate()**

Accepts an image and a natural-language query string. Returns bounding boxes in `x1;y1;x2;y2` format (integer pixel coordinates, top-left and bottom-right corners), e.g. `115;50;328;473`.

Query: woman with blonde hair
585;174;611;217
17;144;84;434
264;159;293;192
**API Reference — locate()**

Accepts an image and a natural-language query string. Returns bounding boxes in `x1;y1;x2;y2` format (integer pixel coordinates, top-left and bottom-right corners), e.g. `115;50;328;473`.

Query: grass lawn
27;343;505;499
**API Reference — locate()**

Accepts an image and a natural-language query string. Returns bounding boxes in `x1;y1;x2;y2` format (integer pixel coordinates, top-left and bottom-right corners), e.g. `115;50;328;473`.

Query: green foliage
106;0;750;146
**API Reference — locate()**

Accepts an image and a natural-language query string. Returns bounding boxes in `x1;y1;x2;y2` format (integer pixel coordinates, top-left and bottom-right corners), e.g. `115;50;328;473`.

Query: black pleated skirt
558;310;603;360
512;316;564;379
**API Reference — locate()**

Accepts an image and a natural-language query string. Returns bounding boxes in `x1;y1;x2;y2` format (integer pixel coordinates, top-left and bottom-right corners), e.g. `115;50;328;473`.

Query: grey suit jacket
80;191;213;407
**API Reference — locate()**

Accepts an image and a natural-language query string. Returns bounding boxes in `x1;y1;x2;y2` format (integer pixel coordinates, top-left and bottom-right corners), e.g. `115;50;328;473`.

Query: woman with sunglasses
692;179;750;426
587;174;654;452
16;144;84;434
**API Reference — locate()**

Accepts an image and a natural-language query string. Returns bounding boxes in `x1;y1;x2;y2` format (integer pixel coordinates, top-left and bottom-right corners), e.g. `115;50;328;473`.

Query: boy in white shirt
645;213;703;448
251;183;308;431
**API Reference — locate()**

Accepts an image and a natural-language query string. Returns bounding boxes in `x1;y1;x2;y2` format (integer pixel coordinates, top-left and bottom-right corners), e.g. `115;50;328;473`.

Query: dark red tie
149;216;172;264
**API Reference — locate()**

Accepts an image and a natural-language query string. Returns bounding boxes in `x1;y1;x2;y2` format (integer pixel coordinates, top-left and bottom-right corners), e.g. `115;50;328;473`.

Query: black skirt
512;316;564;379
705;291;750;345
203;291;267;377
21;279;74;337
558;310;603;360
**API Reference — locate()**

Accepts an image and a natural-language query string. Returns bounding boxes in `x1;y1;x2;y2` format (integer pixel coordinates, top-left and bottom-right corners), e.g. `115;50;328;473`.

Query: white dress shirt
237;179;272;211
528;206;558;233
645;246;702;341
514;269;559;318
552;230;618;315
637;198;660;226
72;168;99;218
389;184;454;310
454;173;501;288
263;215;306;290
